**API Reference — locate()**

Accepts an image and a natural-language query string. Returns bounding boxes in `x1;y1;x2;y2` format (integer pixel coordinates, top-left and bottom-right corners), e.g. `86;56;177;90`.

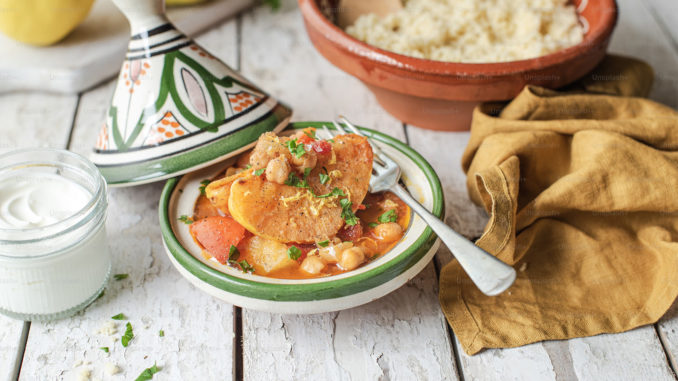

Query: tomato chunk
190;216;246;263
312;140;332;156
297;134;314;145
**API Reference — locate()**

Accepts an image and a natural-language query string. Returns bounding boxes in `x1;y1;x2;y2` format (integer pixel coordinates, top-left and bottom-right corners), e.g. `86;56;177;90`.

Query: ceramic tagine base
91;0;291;186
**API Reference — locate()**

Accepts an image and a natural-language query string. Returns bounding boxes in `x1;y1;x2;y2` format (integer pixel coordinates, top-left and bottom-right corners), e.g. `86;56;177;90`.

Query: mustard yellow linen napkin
439;55;678;355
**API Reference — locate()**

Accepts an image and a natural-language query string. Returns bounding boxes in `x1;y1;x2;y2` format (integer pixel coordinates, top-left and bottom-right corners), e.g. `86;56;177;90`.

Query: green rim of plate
159;122;444;301
100;103;291;186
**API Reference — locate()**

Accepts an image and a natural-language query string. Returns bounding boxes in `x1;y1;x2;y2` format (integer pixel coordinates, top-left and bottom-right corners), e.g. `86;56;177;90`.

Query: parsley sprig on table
121;322;134;347
135;364;160;381
262;0;280;10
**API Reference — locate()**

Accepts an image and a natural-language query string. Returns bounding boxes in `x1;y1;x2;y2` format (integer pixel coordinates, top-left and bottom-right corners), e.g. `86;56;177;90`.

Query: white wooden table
2;0;678;380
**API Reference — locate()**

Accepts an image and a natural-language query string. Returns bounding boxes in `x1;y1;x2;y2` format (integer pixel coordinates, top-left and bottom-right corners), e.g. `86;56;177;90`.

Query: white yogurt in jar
0;173;91;230
0;149;110;321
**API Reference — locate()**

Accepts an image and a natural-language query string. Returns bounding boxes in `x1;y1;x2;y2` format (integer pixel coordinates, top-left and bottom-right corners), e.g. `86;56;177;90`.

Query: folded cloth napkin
439;55;678;355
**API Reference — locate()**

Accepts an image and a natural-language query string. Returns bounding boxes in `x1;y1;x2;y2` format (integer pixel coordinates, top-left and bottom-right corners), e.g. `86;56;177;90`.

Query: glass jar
0;148;110;321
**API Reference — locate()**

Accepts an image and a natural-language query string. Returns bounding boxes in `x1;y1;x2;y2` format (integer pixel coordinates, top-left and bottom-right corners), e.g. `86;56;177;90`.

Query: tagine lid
91;0;292;187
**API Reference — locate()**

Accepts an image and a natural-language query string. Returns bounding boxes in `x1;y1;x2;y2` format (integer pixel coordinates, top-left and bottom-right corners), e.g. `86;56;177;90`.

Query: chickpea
357;239;378;257
374;222;403;243
265;156;291;185
338;247;365;271
290;149;317;172
318;242;352;264
301;256;326;275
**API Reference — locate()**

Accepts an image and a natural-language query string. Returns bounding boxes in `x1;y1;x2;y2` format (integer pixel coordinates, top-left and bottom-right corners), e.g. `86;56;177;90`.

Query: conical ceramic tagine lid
91;0;292;187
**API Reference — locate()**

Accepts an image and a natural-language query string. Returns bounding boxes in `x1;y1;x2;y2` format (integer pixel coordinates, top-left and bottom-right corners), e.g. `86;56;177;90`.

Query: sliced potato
204;170;250;215
228;134;373;243
246;236;298;274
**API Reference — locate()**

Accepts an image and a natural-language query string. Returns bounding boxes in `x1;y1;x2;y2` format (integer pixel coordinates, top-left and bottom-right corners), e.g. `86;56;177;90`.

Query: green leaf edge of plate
159;122;445;302
99;103;290;185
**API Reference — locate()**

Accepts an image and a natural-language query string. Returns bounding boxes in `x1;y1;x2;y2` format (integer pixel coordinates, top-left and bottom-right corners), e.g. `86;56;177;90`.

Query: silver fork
325;116;516;296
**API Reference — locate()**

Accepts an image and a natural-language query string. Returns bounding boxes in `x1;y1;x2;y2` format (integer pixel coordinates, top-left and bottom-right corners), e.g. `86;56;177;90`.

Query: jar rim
0;148;107;259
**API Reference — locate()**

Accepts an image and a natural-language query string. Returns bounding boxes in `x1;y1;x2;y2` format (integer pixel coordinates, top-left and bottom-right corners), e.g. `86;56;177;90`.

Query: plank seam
18;93;82;380
65;95;83;150
11;322;30;381
655;323;678;380
406;123;466;381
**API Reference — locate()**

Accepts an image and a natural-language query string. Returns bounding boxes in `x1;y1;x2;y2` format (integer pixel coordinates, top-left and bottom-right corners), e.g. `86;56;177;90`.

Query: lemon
0;0;95;46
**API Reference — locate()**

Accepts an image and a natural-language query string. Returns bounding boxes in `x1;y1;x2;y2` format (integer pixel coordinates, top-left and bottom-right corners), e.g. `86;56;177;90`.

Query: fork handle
391;184;516;296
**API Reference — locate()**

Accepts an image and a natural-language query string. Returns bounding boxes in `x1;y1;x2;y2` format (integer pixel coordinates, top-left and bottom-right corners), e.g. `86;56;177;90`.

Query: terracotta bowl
298;0;618;131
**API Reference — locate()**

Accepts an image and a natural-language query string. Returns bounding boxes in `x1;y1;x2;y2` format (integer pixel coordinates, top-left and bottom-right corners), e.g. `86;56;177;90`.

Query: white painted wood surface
239;3;457;380
15;20;240;381
405;0;678;379
0;0;253;94
0;92;77;381
1;0;677;380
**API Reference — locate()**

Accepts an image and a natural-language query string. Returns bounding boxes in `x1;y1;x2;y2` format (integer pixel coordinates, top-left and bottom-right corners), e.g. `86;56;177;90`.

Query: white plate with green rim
159;122;444;314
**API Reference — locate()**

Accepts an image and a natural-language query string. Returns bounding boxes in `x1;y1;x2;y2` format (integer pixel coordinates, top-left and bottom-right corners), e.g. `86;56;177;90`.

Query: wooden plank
645;0;678;55
658;300;678;374
18;20;240;381
406;0;678;379
239;2;458;380
643;0;678;373
0;91;78;381
609;0;678;108
613;0;678;374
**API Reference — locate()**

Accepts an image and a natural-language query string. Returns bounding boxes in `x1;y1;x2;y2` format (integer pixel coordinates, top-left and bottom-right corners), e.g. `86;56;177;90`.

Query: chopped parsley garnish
328;139;335;143
121;322;134;347
135;364;160;381
303;129;317;139
178;215;193;225
238;260;255;273
303;167;312;179
228;245;240;261
253;168;265;176
285;138;306;158
340;198;359;226
113;274;128;281
100;347;109;353
315;187;345;198
159;330;164;337
245;164;252;169
199;179;211;195
317;240;330;247
225;246;253;273
287;246;302;260
378;209;398;223
319;173;330;184
284;172;309;188
368;222;378;228
111;313;126;320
